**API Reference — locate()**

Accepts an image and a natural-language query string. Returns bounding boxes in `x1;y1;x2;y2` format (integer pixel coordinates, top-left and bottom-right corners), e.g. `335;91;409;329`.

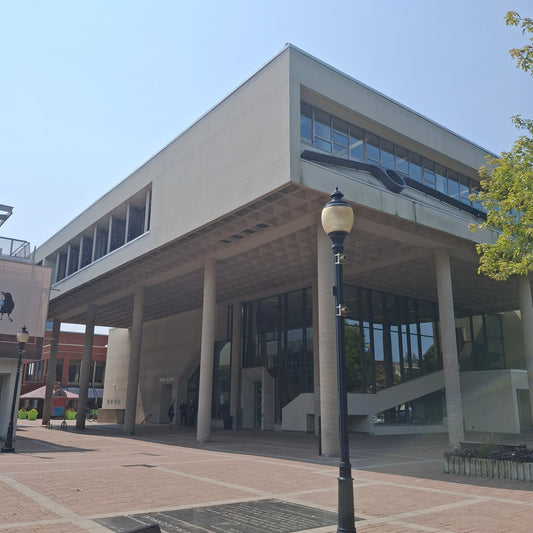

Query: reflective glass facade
301;102;482;210
242;288;313;422
242;285;506;424
343;287;442;393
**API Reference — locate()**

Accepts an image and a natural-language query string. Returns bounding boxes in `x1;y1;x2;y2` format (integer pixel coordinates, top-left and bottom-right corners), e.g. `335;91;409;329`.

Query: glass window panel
110;218;126;251
333;144;348;157
332;117;348;135
332;128;348;158
381;140;395;169
422;159;436;188
362;324;373;393
401;331;410;376
419;322;434;337
365;132;380;163
94;228;108;260
349;125;364;161
57;252;67;281
69;245;79;274
68;362;81;384
314;109;331;141
55;360;63;382
93;362;106;385
332;131;348;147
390;326;400;364
409;153;422;182
345;321;362;392
128;205;146;241
300;102;313;143
485;313;503;337
395;146;409;175
470;183;483;211
410;334;420;374
315;138;332;152
459;176;471;205
448;170;460;199
435;165;447;194
472;315;484;343
421;337;437;372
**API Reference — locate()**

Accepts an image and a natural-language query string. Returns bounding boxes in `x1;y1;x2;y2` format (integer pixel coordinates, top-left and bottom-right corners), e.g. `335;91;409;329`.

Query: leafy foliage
505;11;533;75
470;12;533;281
445;445;533;463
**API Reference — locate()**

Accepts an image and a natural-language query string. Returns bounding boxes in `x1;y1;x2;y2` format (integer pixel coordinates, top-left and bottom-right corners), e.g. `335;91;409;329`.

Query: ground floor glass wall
343;286;443;393
242;288;313;423
241;284;507;425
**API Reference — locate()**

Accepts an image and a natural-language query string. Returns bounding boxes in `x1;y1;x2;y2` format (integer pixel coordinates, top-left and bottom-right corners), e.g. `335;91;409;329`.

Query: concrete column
435;249;464;446
317;224;339;456
124;286;145;435
518;277;533;421
230;302;242;430
76;305;96;430
312;277;320;436
42;318;61;425
197;258;217;443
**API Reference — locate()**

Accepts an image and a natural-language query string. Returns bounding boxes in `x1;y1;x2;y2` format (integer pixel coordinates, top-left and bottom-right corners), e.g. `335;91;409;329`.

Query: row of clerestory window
53;188;151;283
300;102;483;211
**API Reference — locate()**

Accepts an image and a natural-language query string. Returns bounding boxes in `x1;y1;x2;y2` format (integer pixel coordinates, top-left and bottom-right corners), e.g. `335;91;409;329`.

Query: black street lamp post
1;326;30;454
321;188;356;533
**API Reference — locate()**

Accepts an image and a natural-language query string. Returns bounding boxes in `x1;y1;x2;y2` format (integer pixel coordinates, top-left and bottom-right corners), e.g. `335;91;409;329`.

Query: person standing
188;400;196;427
179;401;188;426
167;402;175;425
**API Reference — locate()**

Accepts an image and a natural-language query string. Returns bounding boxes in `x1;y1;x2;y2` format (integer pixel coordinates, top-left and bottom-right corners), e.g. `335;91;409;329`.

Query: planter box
27;411;38;420
65;410;77;420
18;411;28;419
443;455;533;481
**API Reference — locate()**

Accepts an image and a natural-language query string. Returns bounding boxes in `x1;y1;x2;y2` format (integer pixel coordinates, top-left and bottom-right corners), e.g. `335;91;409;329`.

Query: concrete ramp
348;371;445;415
282;371;445;432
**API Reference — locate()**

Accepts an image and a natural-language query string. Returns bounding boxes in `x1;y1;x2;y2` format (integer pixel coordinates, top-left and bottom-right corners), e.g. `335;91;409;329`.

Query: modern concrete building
1;207;52;443
34;45;533;453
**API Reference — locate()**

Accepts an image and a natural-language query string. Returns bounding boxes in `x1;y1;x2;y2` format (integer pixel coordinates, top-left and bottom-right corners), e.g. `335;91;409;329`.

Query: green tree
345;322;362;392
470;12;533;281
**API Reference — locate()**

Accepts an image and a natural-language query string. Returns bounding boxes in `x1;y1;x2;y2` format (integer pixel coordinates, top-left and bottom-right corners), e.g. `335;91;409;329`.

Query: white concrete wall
0;358;19;441
291;46;491;176
36;47;292;292
461;370;528;434
103;305;228;424
102;328;130;412
282;393;314;432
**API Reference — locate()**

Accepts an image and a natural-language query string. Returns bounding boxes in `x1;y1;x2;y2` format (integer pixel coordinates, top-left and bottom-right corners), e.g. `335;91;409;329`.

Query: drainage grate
95;499;348;532
121;464;156;468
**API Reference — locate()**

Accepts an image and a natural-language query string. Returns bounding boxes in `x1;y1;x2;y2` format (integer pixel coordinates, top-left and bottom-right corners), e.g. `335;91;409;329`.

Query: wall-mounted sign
0;259;52;359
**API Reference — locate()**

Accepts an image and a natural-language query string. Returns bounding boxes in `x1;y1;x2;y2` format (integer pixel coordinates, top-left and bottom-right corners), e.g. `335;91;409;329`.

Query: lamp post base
1;424;15;453
337;462;356;533
1;445;15;453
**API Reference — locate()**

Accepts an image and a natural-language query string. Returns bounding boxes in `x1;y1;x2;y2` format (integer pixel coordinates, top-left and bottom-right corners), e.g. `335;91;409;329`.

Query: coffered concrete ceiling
47;181;520;329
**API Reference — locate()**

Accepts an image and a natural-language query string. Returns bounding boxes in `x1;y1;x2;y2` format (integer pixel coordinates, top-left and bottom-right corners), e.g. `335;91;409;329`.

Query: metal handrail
0;237;32;259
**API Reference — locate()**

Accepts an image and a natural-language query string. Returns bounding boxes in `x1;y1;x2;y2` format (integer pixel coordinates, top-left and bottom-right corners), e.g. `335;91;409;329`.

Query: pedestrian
179;401;188;426
167;402;175;425
188;400;196;427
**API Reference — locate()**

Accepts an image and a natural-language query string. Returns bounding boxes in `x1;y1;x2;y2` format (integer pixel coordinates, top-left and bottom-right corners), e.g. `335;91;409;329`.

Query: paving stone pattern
1;420;532;532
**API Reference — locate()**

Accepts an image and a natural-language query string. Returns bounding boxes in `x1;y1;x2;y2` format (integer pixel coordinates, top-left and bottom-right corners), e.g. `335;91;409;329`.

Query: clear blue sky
1;0;532;250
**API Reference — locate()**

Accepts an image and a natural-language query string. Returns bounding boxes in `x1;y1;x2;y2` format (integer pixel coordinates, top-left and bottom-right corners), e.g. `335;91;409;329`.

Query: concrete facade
33;45;533;450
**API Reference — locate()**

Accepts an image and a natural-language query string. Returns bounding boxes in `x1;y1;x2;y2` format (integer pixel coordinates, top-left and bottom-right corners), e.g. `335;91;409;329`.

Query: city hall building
34;45;533;454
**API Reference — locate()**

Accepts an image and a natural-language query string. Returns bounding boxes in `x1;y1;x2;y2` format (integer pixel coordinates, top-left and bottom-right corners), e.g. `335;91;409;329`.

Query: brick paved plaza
1;420;532;532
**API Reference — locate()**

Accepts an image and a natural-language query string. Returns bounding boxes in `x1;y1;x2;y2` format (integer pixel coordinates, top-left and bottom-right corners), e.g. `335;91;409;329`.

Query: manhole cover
95;499;345;532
